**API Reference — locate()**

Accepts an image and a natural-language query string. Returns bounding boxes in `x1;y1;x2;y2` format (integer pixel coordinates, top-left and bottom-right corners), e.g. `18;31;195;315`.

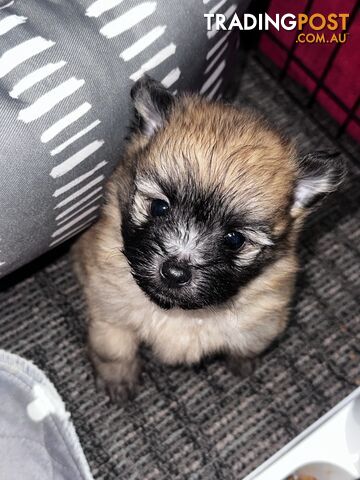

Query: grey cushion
0;0;249;278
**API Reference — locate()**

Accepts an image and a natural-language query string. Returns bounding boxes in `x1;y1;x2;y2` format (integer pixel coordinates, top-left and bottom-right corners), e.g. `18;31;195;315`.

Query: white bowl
293;461;354;479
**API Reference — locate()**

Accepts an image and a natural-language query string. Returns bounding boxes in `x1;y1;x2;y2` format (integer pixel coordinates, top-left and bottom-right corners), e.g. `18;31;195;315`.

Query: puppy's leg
227;306;290;379
226;353;260;378
89;321;140;403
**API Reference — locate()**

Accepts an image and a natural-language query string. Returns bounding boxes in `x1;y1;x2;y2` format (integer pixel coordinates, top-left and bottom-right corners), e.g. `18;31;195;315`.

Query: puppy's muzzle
160;259;192;288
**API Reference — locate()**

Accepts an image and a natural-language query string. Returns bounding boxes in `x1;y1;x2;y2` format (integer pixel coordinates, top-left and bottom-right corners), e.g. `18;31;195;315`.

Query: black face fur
121;174;283;310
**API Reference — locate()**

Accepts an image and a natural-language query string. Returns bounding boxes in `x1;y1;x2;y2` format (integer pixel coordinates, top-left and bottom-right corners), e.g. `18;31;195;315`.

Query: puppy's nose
160;259;192;288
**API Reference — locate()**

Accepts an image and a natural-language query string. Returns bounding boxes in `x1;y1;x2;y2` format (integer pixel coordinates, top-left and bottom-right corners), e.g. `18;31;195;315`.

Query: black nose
160;259;192;288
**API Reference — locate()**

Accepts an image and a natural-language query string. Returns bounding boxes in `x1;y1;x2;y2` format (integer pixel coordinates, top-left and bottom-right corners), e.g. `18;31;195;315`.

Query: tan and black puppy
73;76;345;402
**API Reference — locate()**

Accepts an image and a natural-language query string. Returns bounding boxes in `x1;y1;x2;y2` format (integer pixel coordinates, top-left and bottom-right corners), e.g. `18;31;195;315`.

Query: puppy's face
119;78;344;310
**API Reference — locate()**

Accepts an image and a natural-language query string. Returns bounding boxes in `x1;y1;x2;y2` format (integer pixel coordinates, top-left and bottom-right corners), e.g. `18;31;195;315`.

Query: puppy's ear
130;75;174;137
291;151;346;217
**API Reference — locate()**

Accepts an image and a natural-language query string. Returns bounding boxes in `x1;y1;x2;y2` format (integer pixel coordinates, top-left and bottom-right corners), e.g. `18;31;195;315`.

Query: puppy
72;76;345;402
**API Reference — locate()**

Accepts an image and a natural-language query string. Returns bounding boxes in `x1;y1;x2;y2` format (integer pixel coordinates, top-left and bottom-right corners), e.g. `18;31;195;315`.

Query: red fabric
259;0;360;141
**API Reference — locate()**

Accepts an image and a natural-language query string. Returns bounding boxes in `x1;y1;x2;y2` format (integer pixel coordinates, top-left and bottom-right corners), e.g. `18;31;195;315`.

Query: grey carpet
0;55;359;480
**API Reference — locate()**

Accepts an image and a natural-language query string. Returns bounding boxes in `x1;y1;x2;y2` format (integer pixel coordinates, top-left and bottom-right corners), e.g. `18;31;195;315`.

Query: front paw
95;374;138;403
92;354;141;403
226;354;260;379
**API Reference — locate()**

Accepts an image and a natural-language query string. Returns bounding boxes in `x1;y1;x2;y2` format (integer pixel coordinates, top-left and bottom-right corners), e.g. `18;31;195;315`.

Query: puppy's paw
226;354;260;379
92;354;141;404
95;375;137;403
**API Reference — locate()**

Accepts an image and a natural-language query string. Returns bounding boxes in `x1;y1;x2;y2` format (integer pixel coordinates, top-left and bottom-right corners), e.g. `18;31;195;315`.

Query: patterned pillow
0;0;249;278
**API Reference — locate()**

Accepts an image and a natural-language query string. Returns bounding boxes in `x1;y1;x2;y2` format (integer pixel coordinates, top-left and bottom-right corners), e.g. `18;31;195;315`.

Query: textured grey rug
0;56;359;480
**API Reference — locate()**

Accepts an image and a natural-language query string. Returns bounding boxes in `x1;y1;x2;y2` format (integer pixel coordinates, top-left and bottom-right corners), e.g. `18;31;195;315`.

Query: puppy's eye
224;231;245;251
151;199;169;217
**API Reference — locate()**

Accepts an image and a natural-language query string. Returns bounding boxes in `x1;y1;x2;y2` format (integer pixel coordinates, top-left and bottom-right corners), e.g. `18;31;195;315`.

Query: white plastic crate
245;387;360;480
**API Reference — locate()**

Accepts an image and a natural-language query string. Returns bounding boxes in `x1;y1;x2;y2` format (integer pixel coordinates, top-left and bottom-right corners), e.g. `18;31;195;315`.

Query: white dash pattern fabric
0;0;250;278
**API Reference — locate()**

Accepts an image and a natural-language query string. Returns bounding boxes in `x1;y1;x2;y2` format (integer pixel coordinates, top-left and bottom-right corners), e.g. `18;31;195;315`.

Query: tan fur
72;95;310;399
138;97;297;223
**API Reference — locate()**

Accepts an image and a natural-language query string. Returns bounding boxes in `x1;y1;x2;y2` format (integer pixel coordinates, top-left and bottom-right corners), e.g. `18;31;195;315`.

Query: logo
204;13;350;44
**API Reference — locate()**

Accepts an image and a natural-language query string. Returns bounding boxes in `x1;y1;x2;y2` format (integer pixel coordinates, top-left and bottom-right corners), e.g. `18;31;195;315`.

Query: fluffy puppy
72;76;345;402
